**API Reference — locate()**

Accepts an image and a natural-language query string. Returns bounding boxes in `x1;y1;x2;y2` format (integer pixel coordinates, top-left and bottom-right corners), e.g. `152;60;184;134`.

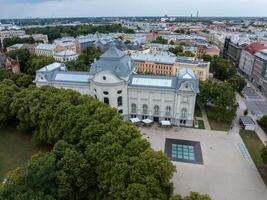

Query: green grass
0;124;48;180
194;104;202;118
205;106;231;131
198;120;205;129
239;130;267;185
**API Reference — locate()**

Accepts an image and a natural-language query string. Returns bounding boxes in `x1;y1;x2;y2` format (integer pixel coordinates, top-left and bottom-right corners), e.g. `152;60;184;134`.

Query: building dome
90;45;133;79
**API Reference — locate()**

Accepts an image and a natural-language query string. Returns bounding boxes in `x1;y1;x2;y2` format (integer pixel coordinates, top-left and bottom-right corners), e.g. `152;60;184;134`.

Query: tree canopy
66;47;101;71
25;24;135;42
205;56;247;92
258;116;267;135
3;37;35;49
197;80;237;123
0;81;177;200
6;49;31;73
152;36;168;44
169;46;195;57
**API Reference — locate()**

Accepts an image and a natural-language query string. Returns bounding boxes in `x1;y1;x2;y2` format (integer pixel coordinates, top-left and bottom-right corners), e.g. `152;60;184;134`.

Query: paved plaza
138;126;267;200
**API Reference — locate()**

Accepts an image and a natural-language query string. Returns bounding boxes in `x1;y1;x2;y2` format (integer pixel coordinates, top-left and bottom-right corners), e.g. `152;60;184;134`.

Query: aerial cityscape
1;0;267;200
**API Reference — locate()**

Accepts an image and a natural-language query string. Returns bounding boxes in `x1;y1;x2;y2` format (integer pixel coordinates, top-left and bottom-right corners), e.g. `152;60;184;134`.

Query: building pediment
91;71;124;84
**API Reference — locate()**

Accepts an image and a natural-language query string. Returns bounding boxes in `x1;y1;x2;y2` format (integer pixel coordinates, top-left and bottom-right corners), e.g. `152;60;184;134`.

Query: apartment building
251;49;267;96
238;43;266;80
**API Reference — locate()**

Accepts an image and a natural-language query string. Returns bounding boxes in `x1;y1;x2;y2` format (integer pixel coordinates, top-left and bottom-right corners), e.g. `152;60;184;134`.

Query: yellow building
174;57;210;81
132;51;210;81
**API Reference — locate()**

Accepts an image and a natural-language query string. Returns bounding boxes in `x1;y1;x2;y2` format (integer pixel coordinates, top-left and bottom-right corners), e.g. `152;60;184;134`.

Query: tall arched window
166;106;171;116
104;97;109;105
154;105;160;115
142;104;148;114
131;103;137;113
117;96;123;106
181;108;187;118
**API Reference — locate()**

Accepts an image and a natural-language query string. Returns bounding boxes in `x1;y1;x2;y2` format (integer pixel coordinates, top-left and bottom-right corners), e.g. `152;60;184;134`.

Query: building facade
132;50;210;81
238;43;266;80
35;46;199;127
223;37;243;66
35;44;57;57
54;50;79;62
251;50;267;96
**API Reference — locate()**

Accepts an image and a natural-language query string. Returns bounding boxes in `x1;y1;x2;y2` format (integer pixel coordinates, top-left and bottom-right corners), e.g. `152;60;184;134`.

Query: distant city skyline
0;0;267;19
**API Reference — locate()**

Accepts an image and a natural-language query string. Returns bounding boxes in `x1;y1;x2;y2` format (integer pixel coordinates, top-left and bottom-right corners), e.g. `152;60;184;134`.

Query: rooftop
132;77;173;87
54;50;78;57
255;49;267;61
36;43;57;51
244;43;266;55
38;62;64;72
54;71;90;83
178;68;197;80
131;51;176;65
8;43;24;49
90;45;133;78
240;116;255;125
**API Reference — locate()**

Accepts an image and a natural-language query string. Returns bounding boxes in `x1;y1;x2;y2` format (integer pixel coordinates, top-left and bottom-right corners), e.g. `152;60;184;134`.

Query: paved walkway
200;106;211;130
229;92;245;135
138;126;267;200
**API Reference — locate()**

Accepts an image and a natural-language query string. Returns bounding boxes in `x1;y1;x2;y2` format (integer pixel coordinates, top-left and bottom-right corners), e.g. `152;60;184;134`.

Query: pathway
200;106;211;130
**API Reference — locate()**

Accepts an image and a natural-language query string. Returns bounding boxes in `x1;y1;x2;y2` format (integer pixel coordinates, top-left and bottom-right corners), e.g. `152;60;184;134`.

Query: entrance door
153;117;159;123
180;120;186;126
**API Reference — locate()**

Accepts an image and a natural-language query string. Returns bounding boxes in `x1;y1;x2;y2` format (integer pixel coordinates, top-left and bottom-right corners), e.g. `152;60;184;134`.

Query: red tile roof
244;43;267;55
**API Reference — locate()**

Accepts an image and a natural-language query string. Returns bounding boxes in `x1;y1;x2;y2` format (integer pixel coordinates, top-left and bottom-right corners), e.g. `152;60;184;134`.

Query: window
94;95;97;99
154;105;160;115
117;96;123;106
94;88;97;92
118;109;123;114
104;97;109;105
142;104;148;114
117;90;122;94
103;91;109;95
142;116;148;120
103;76;106;80
166;106;171;116
181;108;187;118
182;96;188;103
131;103;137;113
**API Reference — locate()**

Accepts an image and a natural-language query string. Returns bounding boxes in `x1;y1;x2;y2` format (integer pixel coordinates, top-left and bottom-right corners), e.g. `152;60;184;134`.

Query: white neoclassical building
35;45;199;127
54;50;79;62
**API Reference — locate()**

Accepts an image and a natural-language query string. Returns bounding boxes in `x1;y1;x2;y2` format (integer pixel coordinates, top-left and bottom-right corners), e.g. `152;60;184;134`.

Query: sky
0;0;267;19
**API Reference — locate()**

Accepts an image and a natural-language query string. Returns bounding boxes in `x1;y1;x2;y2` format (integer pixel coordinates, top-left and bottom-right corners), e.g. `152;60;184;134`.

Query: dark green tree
261;147;267;164
258;116;267;134
0;80;20;123
6;49;31;73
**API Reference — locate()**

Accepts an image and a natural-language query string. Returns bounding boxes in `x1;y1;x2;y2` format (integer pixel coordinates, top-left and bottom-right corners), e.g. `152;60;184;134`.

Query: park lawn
198;120;205;129
0;125;48;180
240;129;267;185
194;104;202;118
205;106;231;131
